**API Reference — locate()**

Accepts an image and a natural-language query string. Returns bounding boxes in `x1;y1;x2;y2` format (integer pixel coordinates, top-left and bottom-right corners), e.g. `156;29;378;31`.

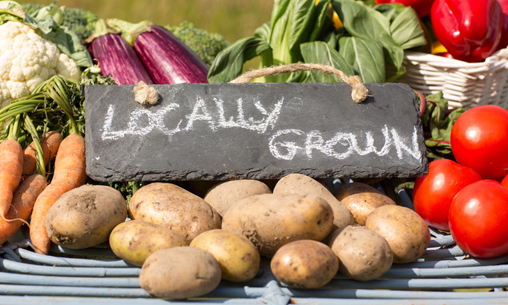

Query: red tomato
502;173;508;189
450;105;508;181
449;180;508;258
413;159;481;232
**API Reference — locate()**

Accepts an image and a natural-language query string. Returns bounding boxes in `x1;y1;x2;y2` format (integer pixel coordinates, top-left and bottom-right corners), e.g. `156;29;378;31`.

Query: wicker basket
396;49;508;109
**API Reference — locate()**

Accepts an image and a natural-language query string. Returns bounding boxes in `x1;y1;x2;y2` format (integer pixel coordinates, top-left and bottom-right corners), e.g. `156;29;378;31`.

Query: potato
128;183;221;243
46;185;127;250
334;182;396;225
273;173;354;230
190;229;260;282
109;220;188;267
204;180;272;217
222;193;333;257
270;240;338;289
140;247;221;299
365;205;431;264
328;225;393;281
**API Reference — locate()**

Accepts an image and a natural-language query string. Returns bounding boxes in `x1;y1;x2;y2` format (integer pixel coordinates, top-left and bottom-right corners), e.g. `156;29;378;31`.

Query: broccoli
165;21;229;67
20;3;44;17
22;3;98;41
60;7;98;41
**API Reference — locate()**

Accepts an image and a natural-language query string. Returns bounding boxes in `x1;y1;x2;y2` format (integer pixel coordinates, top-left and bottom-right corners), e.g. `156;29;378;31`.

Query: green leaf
374;3;405;22
332;0;404;70
390;6;425;49
254;22;271;42
269;0;317;64
0;1;24;25
324;30;338;50
300;41;355;83
29;14;93;68
43;25;93;67
207;37;272;83
426;91;448;125
338;36;385;83
285;0;317;59
268;0;292;65
309;0;332;42
34;2;63;25
269;0;291;27
366;5;391;35
31;14;57;34
421;91;464;160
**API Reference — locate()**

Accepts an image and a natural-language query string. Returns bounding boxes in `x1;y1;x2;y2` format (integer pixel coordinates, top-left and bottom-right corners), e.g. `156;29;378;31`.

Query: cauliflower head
0;21;81;108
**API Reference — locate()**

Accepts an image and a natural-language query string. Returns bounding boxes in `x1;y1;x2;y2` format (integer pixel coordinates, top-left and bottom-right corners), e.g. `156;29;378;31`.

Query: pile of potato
44;174;431;300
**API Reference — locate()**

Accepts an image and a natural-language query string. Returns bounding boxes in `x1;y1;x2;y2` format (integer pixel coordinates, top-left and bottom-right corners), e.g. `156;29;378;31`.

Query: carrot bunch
23;131;63;176
0;174;47;245
0;139;24;218
30;76;87;254
0;116;47;244
0;76;87;254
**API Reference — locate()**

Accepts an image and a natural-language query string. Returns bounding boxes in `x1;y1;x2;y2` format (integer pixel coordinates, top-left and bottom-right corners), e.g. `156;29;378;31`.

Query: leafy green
0;0;24;24
254;22;271;41
209;0;329;83
208;0;426;84
208;37;272;83
332;0;404;71
60;7;98;41
389;6;426;50
309;0;333;42
165;21;229;67
420;91;464;161
266;0;321;82
18;2;42;16
374;3;401;22
267;0;290;66
300;41;355;82
108;181;145;206
366;5;391;34
22;2;98;42
42;22;94;68
30;1;63;24
338;36;385;83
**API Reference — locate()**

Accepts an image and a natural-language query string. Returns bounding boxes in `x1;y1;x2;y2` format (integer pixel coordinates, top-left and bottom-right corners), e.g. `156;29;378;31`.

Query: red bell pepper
497;0;508;50
375;0;435;18
431;0;503;62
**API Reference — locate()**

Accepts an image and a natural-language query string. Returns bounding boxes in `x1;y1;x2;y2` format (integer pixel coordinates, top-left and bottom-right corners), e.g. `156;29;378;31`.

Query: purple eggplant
107;20;209;84
86;20;154;85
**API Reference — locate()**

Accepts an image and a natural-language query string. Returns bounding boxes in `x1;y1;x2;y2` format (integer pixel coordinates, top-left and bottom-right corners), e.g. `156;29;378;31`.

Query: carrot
22;131;63;176
0;174;47;245
0;139;24;219
29;133;86;254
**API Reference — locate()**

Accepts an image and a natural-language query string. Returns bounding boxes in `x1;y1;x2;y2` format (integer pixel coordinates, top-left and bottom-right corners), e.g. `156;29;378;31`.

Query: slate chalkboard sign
84;82;428;182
